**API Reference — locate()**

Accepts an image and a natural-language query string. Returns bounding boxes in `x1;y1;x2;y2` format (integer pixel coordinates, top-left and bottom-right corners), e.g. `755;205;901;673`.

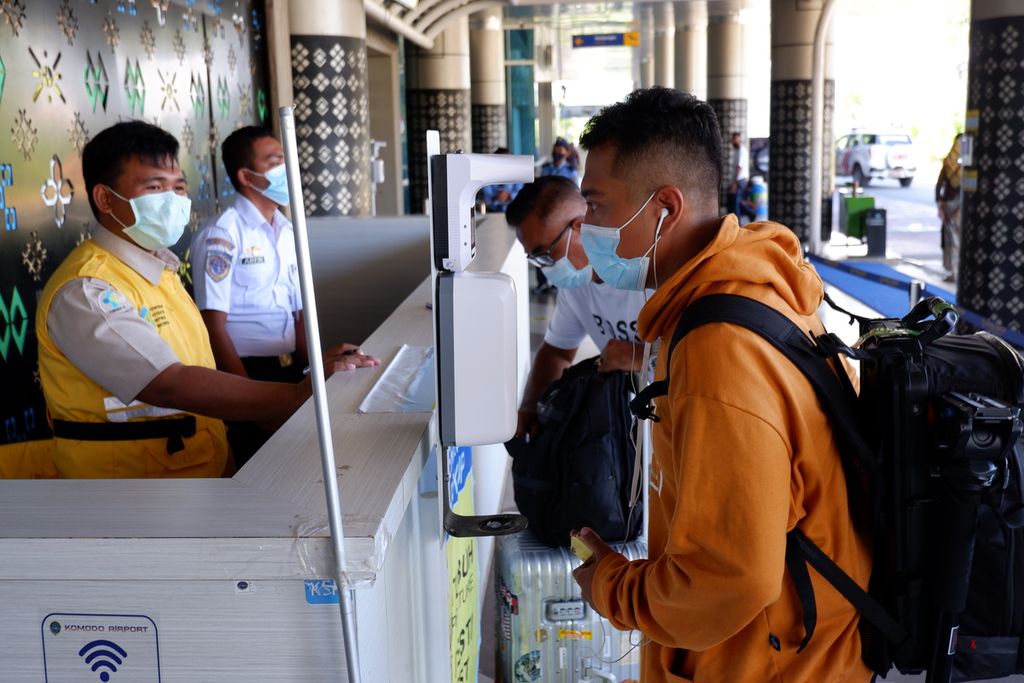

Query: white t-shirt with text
543;281;649;352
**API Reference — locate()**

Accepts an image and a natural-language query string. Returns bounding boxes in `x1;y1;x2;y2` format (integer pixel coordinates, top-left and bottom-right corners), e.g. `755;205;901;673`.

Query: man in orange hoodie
571;87;873;682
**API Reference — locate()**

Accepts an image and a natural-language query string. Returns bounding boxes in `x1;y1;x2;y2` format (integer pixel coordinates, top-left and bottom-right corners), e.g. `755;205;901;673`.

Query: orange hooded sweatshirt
591;216;873;683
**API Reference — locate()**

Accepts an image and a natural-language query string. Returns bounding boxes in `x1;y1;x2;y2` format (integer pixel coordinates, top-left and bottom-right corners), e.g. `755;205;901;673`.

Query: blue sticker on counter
41;612;161;682
448;446;472;508
305;579;340;604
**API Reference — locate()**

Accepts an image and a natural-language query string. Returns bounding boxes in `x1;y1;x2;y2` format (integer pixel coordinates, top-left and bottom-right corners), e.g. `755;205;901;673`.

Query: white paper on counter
357;344;436;413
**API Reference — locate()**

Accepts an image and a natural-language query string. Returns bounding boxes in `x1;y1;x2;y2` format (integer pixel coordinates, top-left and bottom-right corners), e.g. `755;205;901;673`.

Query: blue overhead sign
572;32;640;48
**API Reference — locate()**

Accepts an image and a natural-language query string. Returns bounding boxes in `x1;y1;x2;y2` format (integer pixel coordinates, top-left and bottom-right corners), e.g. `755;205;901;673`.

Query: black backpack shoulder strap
628;293;907;651
632;293;858;424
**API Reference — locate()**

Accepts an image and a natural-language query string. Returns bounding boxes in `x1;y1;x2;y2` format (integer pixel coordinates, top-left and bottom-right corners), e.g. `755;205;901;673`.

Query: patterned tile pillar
768;0;835;242
470;9;507;153
958;1;1024;331
654;4;675;87
675;1;708;100
707;6;747;208
407;17;472;212
289;0;371;216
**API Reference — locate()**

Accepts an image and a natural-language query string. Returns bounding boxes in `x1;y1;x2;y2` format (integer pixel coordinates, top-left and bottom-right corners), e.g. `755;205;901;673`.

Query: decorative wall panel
289;34;371;217
767;79;835;242
407;88;470;212
471;103;506;154
0;0;268;450
959;16;1024;335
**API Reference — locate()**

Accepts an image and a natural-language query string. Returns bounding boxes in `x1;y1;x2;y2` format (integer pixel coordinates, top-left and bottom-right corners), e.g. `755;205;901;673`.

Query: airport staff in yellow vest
36;121;377;479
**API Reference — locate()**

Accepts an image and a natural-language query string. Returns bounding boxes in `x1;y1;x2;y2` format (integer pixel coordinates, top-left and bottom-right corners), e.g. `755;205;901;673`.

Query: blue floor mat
810;258;956;318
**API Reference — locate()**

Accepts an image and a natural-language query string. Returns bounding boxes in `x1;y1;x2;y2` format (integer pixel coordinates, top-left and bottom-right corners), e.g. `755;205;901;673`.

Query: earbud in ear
659;207;669;219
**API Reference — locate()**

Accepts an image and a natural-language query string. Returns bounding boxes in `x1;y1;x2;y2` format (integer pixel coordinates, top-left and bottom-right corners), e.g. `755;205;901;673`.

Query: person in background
727;131;749;215
191;126;378;466
570;87;872;683
935;134;962;283
535;138;581;293
481;147;524;213
35;121;376;479
566;140;581;173
540;138;580;185
504;176;648;439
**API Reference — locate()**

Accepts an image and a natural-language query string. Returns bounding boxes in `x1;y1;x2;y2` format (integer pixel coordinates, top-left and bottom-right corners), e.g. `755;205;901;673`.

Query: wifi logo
78;640;127;682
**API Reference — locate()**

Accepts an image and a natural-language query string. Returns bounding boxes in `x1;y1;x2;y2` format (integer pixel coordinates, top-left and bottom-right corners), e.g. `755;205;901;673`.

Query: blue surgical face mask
540;229;592;289
107;187;191;251
580;192;666;291
247;163;290;206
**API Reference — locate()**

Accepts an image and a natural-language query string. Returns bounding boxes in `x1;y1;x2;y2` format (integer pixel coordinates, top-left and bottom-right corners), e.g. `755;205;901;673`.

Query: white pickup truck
835;131;916;187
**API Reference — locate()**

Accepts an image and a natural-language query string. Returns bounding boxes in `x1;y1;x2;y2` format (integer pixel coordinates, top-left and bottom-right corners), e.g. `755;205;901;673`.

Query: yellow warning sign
965;109;980;133
962;169;978;193
624;31;640;47
558;629;593;640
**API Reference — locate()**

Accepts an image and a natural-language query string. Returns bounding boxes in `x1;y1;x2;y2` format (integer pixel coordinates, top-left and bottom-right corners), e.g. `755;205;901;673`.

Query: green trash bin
840;195;875;240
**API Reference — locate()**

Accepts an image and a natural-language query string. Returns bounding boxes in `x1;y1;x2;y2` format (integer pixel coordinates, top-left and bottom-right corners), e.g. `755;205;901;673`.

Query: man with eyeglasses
505;176;648;438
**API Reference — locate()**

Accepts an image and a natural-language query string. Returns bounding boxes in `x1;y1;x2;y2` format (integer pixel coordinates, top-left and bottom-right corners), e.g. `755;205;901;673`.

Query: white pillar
674;1;707;99
654;3;675;87
469;9;507;153
707;5;747;208
639;5;655;88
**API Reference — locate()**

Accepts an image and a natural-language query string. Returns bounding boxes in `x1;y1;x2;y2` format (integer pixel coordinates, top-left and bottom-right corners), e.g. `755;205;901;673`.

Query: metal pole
279;106;362;683
809;0;838;255
910;280;923;308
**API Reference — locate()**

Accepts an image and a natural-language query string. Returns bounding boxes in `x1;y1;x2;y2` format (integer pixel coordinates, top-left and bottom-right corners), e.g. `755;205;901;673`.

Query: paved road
829;173;955;295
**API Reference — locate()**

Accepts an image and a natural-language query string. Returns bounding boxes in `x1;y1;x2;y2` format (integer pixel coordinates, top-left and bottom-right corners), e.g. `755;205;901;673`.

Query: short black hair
82;120;180;219
505;176;581;228
222;125;274;191
579;87;722;205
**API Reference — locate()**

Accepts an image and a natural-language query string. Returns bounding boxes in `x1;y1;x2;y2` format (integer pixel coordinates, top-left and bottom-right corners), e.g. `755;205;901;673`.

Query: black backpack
631;293;1024;682
504;357;643;547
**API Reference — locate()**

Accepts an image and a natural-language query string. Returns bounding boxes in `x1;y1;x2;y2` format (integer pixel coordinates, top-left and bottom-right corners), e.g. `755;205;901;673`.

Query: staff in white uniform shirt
504;176;649;439
191;126;377;464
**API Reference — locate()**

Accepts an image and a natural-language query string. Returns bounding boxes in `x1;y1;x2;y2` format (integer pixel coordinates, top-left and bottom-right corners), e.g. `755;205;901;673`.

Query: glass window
506;29;533;61
506;64;536;156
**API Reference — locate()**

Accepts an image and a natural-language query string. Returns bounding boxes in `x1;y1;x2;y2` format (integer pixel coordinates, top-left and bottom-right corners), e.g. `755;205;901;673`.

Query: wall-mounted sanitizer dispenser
435;272;518;446
426;131;534;537
428;133;533;447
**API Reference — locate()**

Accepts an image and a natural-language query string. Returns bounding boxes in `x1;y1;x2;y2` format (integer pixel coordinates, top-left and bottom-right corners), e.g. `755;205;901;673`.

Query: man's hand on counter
323;343;380;374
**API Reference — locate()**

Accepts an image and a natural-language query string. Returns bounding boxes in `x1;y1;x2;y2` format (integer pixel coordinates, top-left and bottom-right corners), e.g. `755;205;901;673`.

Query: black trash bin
865;208;887;257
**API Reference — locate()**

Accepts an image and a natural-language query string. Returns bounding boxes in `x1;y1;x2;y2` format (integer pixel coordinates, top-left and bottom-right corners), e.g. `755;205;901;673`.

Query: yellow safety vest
37;239;230;478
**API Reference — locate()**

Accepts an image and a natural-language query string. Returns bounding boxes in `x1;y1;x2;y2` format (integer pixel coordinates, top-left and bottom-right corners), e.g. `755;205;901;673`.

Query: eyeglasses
526;223;573;268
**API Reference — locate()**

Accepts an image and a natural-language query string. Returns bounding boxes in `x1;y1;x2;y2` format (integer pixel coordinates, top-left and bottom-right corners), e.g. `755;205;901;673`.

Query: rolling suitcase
494;529;647;683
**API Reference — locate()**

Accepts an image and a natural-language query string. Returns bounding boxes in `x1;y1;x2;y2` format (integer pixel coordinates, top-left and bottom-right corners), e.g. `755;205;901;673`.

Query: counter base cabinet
6;579;352;680
0;487;447;682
